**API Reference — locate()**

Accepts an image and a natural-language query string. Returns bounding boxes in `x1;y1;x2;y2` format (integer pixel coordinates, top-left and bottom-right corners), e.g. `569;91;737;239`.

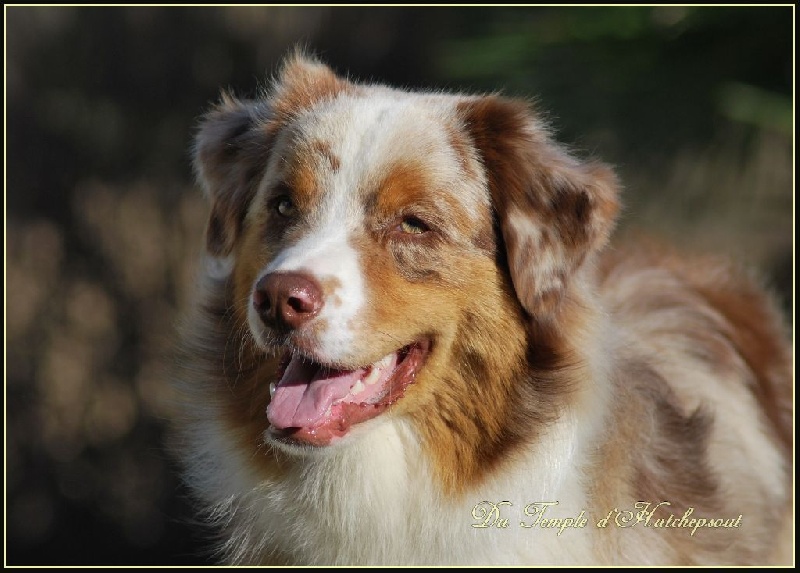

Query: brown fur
678;265;792;453
458;96;619;319
270;51;357;121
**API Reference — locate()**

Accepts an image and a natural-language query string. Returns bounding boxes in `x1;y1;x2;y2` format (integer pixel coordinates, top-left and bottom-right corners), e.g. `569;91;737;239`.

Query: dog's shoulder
588;241;792;564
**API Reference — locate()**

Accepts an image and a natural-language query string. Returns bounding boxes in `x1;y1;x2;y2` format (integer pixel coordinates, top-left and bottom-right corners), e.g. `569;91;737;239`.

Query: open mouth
266;339;431;446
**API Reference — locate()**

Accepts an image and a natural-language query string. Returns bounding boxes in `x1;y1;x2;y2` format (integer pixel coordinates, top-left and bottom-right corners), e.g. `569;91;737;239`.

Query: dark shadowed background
5;6;793;566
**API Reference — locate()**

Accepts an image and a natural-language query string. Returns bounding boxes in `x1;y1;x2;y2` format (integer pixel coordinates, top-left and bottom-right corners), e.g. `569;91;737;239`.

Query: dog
171;51;793;565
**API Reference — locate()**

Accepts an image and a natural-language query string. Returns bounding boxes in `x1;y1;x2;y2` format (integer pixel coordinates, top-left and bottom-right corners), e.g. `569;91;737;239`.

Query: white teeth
269;382;276;398
363;368;382;386
351;380;365;395
362;353;394;386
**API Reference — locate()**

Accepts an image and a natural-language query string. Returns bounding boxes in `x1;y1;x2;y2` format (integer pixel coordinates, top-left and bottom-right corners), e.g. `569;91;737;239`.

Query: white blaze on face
261;214;365;363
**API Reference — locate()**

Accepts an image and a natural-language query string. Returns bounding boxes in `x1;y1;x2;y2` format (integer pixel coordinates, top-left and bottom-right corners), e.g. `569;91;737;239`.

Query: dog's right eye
274;197;296;218
399;216;429;235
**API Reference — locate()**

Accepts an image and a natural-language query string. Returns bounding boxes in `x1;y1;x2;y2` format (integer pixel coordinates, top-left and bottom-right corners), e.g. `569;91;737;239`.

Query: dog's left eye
275;197;296;217
399;216;429;235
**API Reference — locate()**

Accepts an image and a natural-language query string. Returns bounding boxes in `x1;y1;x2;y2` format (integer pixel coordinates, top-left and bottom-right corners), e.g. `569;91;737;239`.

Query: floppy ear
459;96;620;319
193;51;353;257
193;94;272;257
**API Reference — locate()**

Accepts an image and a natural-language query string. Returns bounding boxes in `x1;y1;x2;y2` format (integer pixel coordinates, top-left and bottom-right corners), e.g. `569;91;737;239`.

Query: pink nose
253;272;324;331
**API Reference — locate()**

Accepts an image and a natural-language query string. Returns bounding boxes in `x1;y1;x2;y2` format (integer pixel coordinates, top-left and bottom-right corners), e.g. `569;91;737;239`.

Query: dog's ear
459;96;620;319
194;52;352;257
193;94;271;257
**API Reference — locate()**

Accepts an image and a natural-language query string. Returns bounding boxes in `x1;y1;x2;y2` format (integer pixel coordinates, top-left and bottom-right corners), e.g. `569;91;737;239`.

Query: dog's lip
265;338;431;447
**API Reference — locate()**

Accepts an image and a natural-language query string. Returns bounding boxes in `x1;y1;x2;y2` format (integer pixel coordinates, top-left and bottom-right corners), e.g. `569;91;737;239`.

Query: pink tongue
267;356;366;429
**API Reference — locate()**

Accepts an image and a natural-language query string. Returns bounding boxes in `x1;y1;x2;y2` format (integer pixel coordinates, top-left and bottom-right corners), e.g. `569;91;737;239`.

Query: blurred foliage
5;6;793;566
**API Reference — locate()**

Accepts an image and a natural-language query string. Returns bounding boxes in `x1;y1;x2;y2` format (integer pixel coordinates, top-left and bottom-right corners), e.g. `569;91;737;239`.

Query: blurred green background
5;6;793;565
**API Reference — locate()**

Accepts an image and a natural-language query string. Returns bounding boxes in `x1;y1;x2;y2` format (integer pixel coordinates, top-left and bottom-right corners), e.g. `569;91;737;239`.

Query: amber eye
275;197;295;218
399;216;429;235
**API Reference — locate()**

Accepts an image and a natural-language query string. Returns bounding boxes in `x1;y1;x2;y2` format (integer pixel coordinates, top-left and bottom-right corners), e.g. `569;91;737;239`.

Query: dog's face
194;53;618;452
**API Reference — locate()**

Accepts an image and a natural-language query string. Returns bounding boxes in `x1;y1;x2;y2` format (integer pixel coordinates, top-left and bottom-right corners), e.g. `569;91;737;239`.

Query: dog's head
193;52;619;451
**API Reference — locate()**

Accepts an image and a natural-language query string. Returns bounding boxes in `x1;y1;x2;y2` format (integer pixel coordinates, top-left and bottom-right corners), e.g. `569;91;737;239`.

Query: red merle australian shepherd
171;51;793;565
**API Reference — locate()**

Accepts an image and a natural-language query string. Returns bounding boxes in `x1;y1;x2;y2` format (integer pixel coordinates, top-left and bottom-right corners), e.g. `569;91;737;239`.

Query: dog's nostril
287;295;310;314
